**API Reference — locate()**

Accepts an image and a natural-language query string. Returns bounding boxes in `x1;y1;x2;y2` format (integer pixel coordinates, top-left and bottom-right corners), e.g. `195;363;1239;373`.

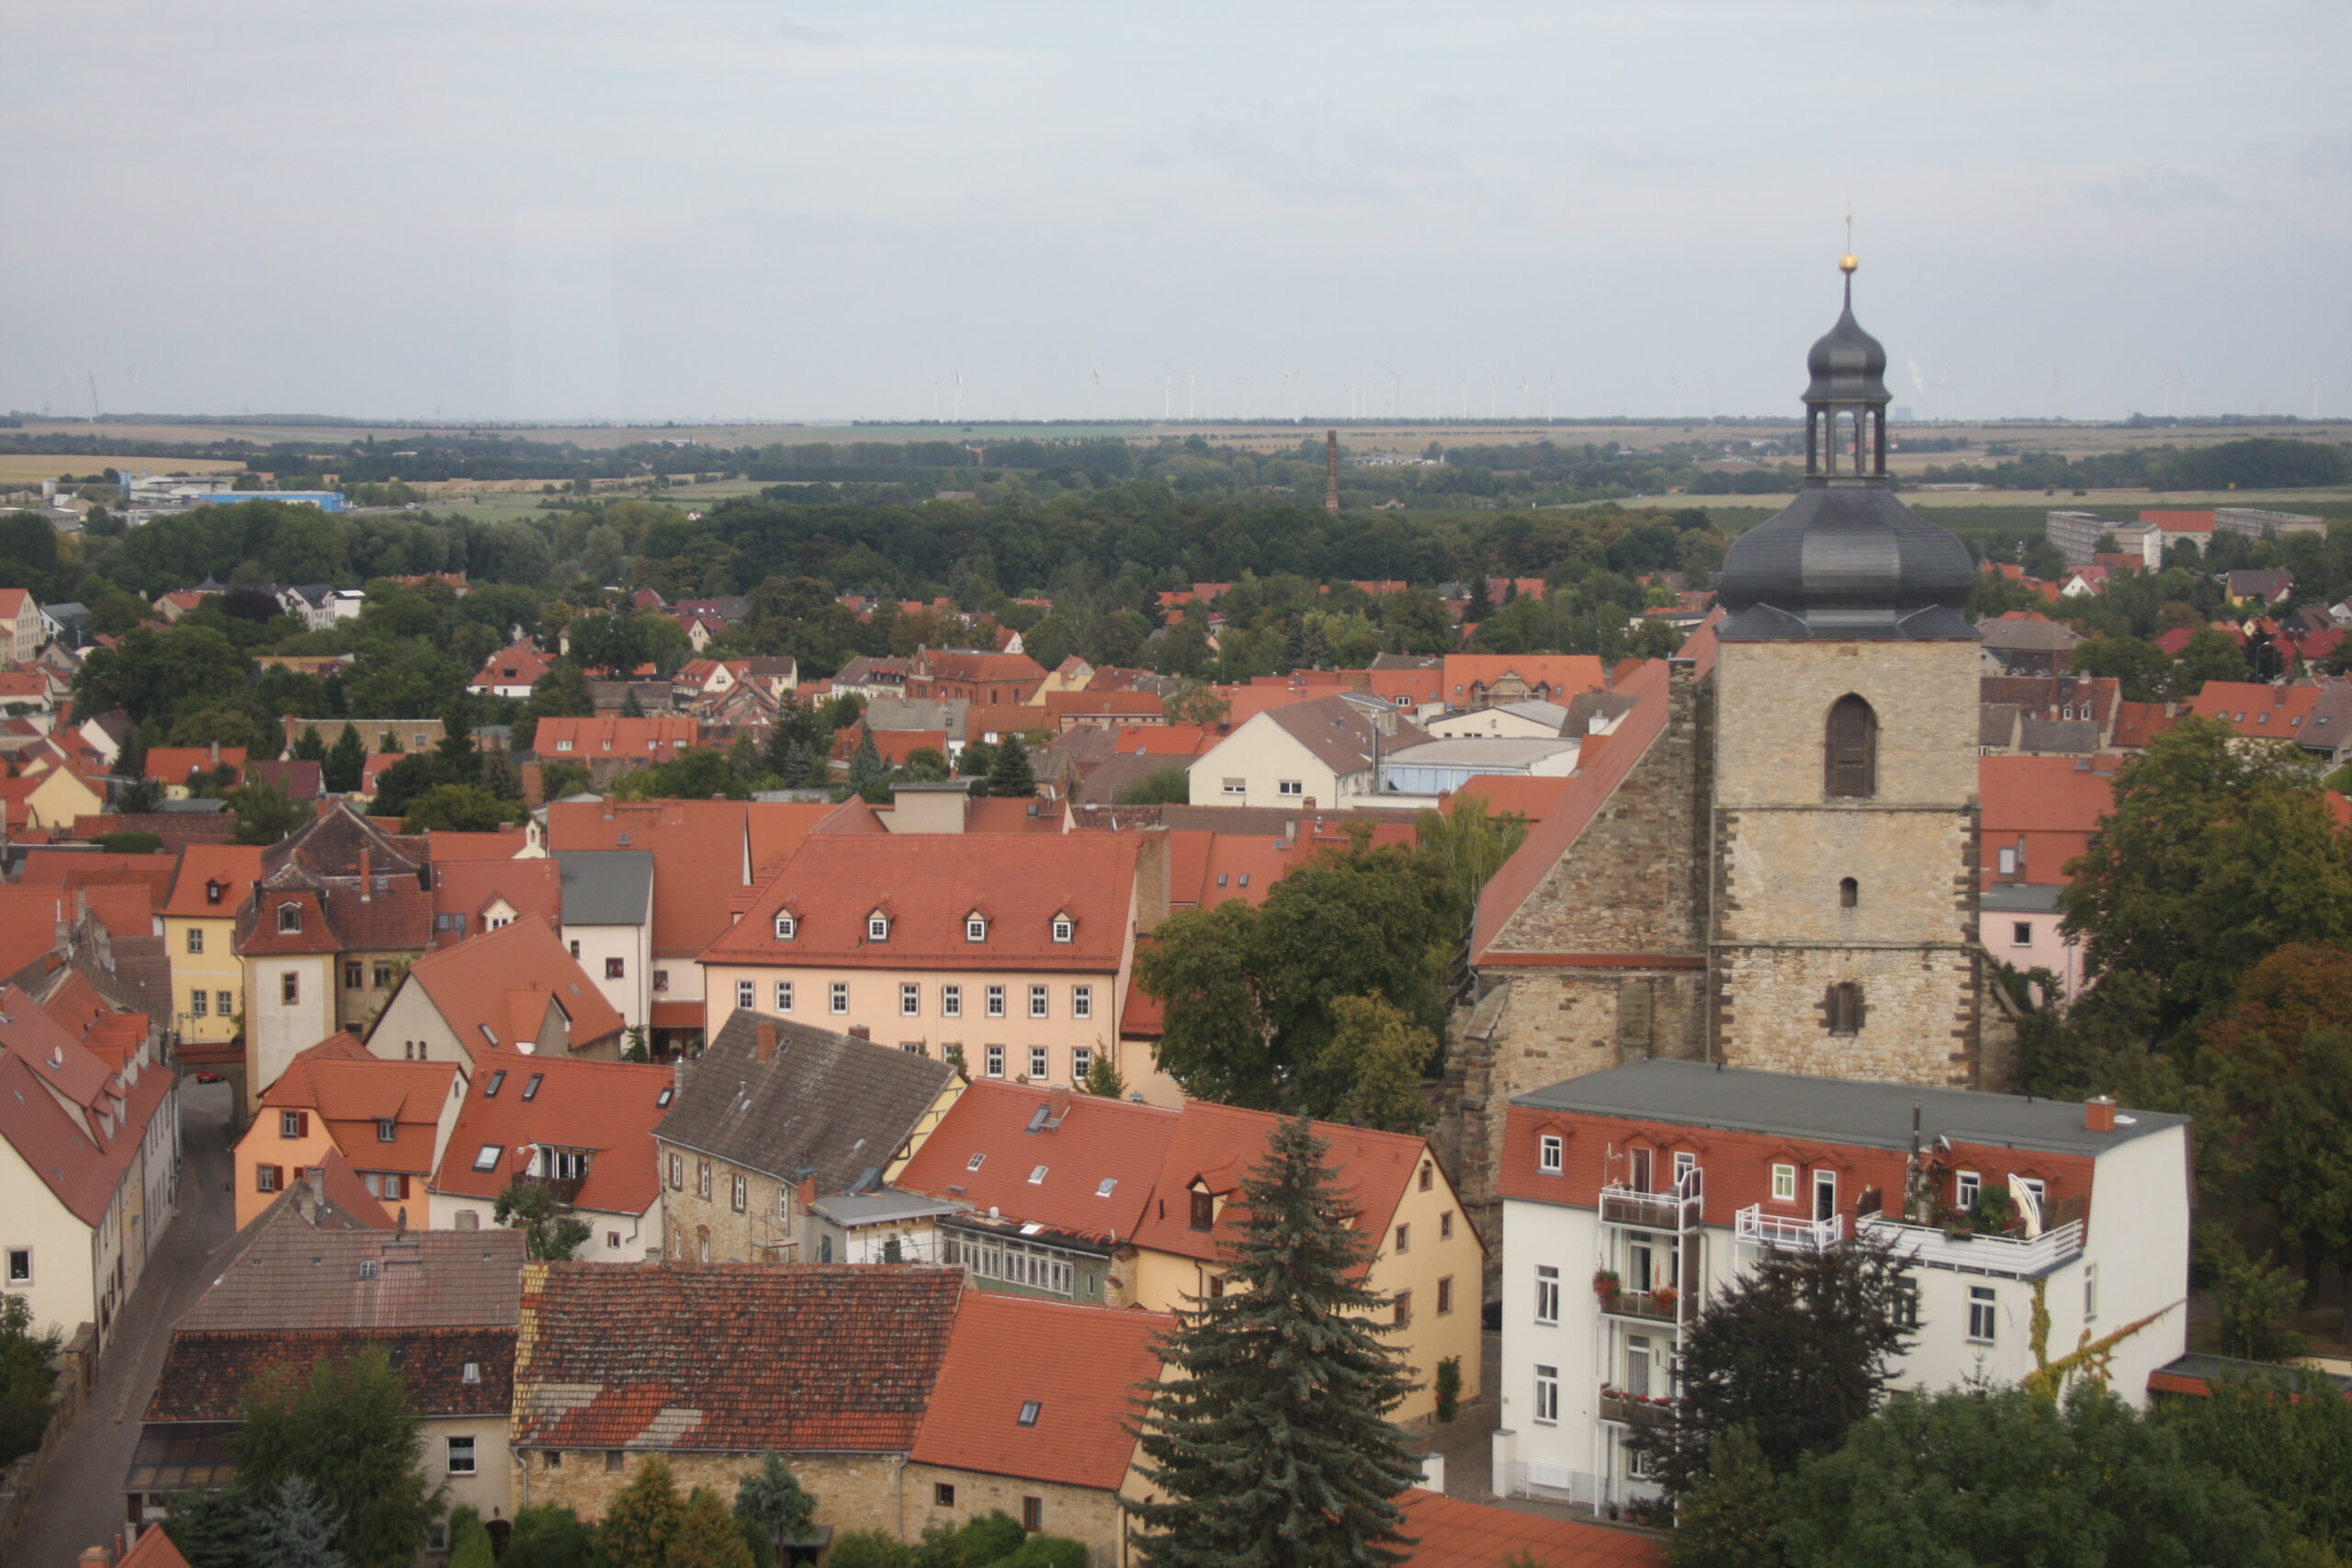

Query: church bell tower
1707;256;1987;1087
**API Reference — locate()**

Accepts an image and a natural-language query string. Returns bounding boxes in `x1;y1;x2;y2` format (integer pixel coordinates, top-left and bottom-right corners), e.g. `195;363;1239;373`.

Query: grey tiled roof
556;850;654;926
2018;718;2098;754
652;1010;956;1191
175;1197;526;1332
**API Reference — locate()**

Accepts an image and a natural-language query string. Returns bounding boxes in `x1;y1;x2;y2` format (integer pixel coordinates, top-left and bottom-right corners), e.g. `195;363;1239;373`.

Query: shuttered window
1826;694;1877;798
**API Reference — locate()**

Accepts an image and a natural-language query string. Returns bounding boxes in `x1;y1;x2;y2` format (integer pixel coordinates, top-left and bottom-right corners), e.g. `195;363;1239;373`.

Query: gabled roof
533;715;703;755
431;1055;673;1215
1127;1100;1434;1265
703;833;1138;972
260;1036;459;1178
388;914;625;1061
555;850;654;926
428;858;562;947
1443;774;1574;825
1979;756;2117;845
653;1009;956;1191
175;1194;526;1329
119;1519;198;1568
511;1261;963;1452
14;849;178;908
2186;681;2323;738
147;1325;514;1422
1230;694;1431;779
141;747;247;786
910;1292;1170;1490
548;799;833;956
1440;654;1608;698
245;758;324;800
896;1080;1177;1246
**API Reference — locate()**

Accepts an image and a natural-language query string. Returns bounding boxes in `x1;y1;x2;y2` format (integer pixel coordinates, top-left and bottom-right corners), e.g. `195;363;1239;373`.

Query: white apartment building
1493;1061;2190;1511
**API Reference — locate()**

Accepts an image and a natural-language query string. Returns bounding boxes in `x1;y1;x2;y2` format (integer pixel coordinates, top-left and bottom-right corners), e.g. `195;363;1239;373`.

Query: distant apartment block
2045;513;2157;568
2214;507;2326;543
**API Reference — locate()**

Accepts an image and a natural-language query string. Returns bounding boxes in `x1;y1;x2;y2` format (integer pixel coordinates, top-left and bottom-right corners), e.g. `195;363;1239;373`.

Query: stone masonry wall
1714;943;1983;1086
1713;638;1979;808
657;1142;798;1263
902;1464;1125;1565
514;1448;903;1534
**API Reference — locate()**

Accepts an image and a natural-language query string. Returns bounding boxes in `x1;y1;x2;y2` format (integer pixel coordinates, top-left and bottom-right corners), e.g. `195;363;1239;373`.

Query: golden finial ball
1838;254;1860;274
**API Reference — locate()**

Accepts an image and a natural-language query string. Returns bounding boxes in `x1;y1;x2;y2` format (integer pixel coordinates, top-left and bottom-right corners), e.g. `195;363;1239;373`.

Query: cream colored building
161;845;264;1048
1185;693;1430;809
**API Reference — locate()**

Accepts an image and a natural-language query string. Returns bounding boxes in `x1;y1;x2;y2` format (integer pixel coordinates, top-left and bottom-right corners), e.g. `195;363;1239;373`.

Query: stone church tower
1707;258;1986;1087
1434;263;1998;1253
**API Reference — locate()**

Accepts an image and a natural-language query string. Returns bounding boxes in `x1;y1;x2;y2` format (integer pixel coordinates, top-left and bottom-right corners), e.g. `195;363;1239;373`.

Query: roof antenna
1840;203;1859;307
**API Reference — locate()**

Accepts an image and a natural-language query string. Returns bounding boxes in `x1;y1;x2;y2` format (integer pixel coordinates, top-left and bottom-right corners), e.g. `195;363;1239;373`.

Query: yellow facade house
161;844;264;1048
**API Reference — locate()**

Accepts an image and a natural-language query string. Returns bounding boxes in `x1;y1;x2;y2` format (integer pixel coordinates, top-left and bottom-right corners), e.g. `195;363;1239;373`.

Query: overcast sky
5;0;2346;426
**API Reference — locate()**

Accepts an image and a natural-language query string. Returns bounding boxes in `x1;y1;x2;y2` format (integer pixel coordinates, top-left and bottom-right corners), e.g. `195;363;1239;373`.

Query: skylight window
657;1087;673;1107
472;1145;503;1171
485;1070;505;1098
1028;1165;1048;1184
522;1073;544;1102
1096;1178;1117;1198
967;1153;985;1171
1017;1401;1041;1427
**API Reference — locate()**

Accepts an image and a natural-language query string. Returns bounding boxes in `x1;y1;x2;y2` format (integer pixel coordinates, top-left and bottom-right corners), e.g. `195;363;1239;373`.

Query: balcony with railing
1599;1388;1674;1428
1598;1287;1686;1327
1599;1183;1702;1232
1735;1204;1845;1251
1858;1213;2086;1280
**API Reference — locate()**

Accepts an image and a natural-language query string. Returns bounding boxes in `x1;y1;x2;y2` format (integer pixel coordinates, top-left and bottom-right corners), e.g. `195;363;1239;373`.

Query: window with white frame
1537;1134;1564;1173
1278;780;1303;797
1956;1169;1981;1209
1028;985;1049;1020
900;983;921;1017
986;985;1006;1019
448;1437;476;1475
2084;1262;2098;1322
830;982;849;1015
1221;778;1244;797
280;972;300;1006
2012;921;2033;946
737;980;755;1010
186;928;203;954
942;985;963;1018
277;903;301;933
1071;1046;1092;1081
967;916;988;942
1534;1265;1560;1325
1071;985;1092;1020
1967;1285;1997;1343
775;980;794;1012
775;914;797;940
1997;847;2018;875
190;990;208;1018
867;912;890;941
1029;1046;1049;1079
217;989;232;1017
985;1045;1005;1078
1532;1365;1559;1424
1771;1163;1797;1201
1051;916;1072;943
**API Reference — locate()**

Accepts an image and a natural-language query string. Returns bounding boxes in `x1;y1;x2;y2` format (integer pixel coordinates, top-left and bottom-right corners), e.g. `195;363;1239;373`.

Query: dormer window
205;879;223;906
277;903;301;933
1051;915;1073;944
967;915;988;942
1189;1190;1215;1230
775;914;797;941
867;912;890;942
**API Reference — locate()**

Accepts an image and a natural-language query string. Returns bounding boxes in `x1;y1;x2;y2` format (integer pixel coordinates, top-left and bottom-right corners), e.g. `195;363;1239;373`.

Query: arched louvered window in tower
1826;695;1877;798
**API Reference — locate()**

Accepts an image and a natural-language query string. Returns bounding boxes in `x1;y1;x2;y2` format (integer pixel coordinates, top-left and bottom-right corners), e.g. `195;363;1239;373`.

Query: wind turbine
1092;365;1102;421
953;372;964;423
1185;368;1198;420
1161;365;1177;421
1380;366;1401;419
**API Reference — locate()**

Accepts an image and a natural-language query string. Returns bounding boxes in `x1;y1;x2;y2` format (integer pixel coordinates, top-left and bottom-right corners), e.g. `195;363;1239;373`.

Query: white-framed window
775;980;795;1012
698;1160;713;1199
900;983;921;1017
830;982;849;1015
277;903;301;933
653;969;670;992
1278;780;1303;797
448;1437;476;1475
1770;1163;1797;1201
867;912;890;942
1028;1165;1048;1186
942;984;962;1018
1072;1046;1093;1081
556;739;574;752
731;1174;748;1213
967;916;988;942
2084;1262;2098;1322
1956;1170;1981;1209
1534;1265;1560;1325
1533;1365;1559;1425
1029;985;1049;1020
1997;847;2018;875
1071;985;1092;1020
1626;1443;1655;1481
775;914;797;940
1537;1134;1563;1174
985;1044;1005;1078
190;990;208;1019
1030;1046;1049;1079
1221;778;1245;797
2017;1177;2047;1213
280;972;300;1006
218;990;233;1016
2012;921;2033;946
1894;1274;1919;1329
737;980;755;1010
280;1111;307;1139
1673;1150;1697;1190
1051;917;1073;943
986;985;1006;1019
1967;1285;1997;1344
186;928;203;954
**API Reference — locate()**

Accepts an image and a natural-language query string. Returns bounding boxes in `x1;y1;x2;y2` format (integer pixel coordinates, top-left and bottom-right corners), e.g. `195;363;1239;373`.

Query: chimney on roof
1047;1086;1069;1125
78;1546;111;1568
797;1173;816;1211
358;847;370;901
2085;1094;2117;1133
755;1022;777;1064
209;739;220;764
1134;826;1170;935
849;1024;870;1041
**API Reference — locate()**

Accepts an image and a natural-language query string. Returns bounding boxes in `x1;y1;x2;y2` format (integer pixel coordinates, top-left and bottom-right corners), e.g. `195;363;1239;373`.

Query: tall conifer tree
1126;1115;1421;1568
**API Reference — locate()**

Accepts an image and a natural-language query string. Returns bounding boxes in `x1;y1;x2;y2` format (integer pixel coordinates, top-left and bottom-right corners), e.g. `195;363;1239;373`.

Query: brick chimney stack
849;1024;871;1041
358;847;371;901
755;1022;777;1064
2084;1094;2116;1133
79;1545;112;1568
1048;1086;1070;1122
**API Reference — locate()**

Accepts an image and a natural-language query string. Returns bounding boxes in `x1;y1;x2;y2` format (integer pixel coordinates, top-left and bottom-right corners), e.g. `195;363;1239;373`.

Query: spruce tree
735;1450;817;1556
291;724;327;763
621;684;646;717
780;740;812;789
846;728;887;795
254;1477;351;1568
985;735;1035;799
1126;1115;1421;1568
673;1486;756;1568
322;724;367;794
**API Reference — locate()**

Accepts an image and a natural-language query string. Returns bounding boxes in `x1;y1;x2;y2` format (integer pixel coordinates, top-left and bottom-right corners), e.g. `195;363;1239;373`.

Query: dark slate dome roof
1717;486;1977;641
1804;300;1891;404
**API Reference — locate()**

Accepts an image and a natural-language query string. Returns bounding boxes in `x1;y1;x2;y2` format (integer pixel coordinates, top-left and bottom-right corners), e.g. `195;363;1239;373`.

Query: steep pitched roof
1127;1100;1431;1265
1247;694;1431;778
555;850;654;926
427;857;562;947
1443;774;1573;825
119;1525;196;1568
896;1079;1176;1247
388;914;625;1060
910;1292;1169;1490
147;1326;514;1422
547;800;832;956
533;715;703;756
2187;680;2323;739
260;1037;459;1179
653;1009;956;1190
511;1261;964;1452
431;1055;673;1216
1440;654;1608;702
176;1195;526;1330
14;849;178;908
703;833;1138;972
161;843;266;919
1979;756;2118;842
142;747;247;787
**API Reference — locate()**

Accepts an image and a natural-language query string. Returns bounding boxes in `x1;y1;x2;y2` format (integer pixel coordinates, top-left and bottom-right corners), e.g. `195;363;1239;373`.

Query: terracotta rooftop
1393;1489;1664;1568
175;1196;526;1331
160;843;266;919
147;1325;514;1423
547;799;832;956
427;857;562;948
511;1261;964;1453
2187;680;2324;739
261;1036;460;1179
911;1291;1170;1491
897;1079;1178;1247
387;914;626;1062
432;1054;673;1216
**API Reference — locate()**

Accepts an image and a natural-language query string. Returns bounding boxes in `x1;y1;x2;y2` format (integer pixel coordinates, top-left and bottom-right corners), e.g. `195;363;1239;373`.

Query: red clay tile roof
1128;1100;1432;1266
704;833;1138;972
534;715;704;756
1440;654;1608;704
472;640;554;689
428;858;562;947
160;843;266;919
147;1325;514;1422
418;828;534;862
911;1291;1169;1490
2110;700;2177;749
179;1201;526;1330
119;1521;196;1568
898;1080;1179;1246
15;849;179;908
512;1261;964;1452
260;1037;461;1179
548;800;832;956
2187;680;2322;738
142;747;247;787
0;999;175;1228
431;1055;672;1215
1393;1489;1664;1568
1444;774;1573;826
919;649;1047;685
389;914;626;1061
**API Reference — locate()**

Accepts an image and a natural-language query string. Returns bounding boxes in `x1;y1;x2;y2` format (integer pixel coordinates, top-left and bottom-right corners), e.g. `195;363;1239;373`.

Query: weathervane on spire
1840;203;1859;277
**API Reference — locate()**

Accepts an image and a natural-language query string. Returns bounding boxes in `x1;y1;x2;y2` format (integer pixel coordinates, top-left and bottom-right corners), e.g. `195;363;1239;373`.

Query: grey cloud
1588;140;1708;172
2076;166;2230;212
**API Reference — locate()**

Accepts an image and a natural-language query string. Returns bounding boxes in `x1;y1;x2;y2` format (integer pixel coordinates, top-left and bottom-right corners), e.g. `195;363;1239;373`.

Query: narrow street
10;1081;234;1566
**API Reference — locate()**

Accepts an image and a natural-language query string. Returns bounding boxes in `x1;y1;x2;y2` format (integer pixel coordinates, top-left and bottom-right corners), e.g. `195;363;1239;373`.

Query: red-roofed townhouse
431;1054;673;1259
1440;654;1607;710
1495;1061;2190;1510
426;856;562;950
0;758;104;830
0;588;41;663
141;744;245;799
509;1261;965;1528
1977;756;2117;998
2185;680;2324;746
468;640;553;699
159;844;265;1058
1125;1100;1484;1424
905;1292;1173;1554
897;1079;1180;1305
0;980;180;1358
907;647;1047;705
548;799;834;1051
231;1033;464;1228
700;832;1151;1100
530;715;704;789
365;914;627;1070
